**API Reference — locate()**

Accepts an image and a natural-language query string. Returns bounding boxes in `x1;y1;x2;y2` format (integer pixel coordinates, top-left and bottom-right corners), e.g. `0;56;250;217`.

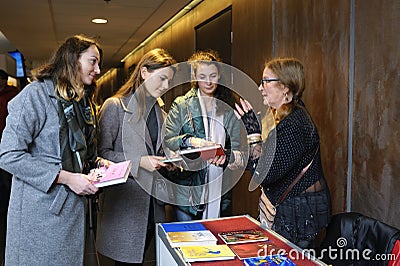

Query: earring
284;92;288;102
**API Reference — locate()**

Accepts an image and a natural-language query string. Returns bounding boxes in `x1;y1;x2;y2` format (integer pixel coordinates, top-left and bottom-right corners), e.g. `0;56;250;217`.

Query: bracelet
247;134;262;145
249;140;262;146
180;134;192;149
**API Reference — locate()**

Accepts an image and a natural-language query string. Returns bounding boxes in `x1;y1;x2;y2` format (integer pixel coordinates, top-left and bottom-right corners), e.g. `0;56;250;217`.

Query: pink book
92;160;132;188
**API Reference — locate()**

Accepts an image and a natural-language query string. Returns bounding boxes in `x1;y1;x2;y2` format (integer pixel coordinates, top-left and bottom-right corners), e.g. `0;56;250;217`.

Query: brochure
178;244;236;262
218;229;269;244
91;160;132;188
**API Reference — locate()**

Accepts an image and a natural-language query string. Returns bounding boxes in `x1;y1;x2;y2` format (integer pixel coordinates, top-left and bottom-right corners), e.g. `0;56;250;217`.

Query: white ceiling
0;0;192;75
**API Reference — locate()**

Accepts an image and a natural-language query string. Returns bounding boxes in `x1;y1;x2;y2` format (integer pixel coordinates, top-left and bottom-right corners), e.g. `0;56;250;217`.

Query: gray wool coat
0;79;86;266
95;94;165;263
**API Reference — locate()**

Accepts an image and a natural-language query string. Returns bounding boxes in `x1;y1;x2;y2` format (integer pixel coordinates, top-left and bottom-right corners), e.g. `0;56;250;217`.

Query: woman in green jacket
164;50;244;221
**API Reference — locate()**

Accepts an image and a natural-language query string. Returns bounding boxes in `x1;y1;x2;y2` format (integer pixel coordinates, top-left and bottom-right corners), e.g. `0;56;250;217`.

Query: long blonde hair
114;48;176;120
32;35;103;101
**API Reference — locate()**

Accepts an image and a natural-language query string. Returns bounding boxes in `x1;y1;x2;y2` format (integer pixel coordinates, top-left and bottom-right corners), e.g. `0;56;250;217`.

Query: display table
156;215;327;265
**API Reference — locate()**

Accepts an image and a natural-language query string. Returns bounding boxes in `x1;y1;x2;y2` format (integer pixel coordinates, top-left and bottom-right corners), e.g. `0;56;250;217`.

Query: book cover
243;254;296;266
167;230;218;248
229;241;284;260
218;229;269;244
160;157;183;163
179;244;236;262
92;160;132;188
178;144;225;161
160;221;207;233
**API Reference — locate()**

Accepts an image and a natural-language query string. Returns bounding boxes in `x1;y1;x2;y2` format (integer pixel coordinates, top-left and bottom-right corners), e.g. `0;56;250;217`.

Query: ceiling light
91;18;108;24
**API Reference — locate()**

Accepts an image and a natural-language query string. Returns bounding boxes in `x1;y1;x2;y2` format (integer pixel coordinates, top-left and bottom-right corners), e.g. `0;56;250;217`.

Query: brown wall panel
352;0;400;228
274;0;351;215
230;0;273;217
170;15;196;62
232;0;272;110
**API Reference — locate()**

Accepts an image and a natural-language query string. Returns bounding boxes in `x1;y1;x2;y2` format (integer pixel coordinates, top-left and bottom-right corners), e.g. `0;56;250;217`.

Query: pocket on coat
49;186;69;215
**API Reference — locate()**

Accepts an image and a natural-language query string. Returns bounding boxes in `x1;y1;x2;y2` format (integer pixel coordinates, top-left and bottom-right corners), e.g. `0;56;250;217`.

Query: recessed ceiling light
91;18;108;24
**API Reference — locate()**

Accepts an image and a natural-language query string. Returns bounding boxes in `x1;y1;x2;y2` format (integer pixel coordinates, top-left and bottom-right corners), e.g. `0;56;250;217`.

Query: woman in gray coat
0;35;106;266
95;48;176;265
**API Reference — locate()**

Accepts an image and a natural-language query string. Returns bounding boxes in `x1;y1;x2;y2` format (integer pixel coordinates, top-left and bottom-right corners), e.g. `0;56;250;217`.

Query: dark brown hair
32;34;103;101
114;48;176;119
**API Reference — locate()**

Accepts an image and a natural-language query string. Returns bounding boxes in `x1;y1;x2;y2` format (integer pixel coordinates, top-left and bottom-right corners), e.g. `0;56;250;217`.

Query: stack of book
160;221;218;248
160;221;296;265
219;228;296;265
160;221;235;262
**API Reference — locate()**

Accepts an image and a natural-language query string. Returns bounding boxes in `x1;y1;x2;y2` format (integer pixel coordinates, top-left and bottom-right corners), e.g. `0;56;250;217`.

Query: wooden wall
271;0;351;218
98;0;400;228
352;0;400;227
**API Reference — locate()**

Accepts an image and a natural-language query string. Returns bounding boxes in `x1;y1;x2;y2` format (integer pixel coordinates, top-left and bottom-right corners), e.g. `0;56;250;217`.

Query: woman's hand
163;161;180;172
208;154;226;167
188;137;215;148
140;155;169;172
96;158;114;168
234;98;261;136
234;98;253;118
56;170;99;195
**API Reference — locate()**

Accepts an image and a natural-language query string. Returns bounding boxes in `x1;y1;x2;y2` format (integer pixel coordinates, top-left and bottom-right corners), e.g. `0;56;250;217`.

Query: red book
92;160;132;188
178;144;225;161
229;242;284;260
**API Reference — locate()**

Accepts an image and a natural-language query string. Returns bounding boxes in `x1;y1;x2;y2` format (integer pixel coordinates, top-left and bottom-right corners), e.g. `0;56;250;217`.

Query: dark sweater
250;105;325;205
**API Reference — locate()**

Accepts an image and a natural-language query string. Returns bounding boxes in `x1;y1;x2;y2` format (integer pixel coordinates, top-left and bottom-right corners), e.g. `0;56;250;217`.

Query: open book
91;160;132;188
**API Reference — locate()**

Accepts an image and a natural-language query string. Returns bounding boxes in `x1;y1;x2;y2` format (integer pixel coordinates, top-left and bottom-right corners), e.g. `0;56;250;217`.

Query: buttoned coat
95;94;165;263
0;79;86;266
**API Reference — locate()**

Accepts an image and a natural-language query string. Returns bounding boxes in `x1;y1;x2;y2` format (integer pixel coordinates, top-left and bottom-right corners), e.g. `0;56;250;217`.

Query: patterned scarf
57;96;98;174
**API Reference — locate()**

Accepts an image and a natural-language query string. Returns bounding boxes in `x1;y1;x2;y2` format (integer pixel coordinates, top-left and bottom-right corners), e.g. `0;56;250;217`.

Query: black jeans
273;189;331;249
